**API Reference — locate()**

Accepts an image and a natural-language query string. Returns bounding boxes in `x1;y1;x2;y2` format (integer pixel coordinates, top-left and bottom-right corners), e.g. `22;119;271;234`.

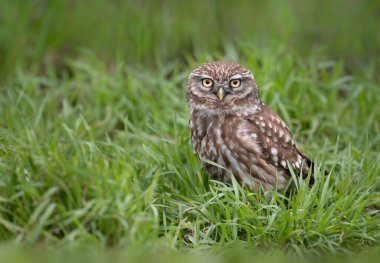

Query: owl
186;61;314;191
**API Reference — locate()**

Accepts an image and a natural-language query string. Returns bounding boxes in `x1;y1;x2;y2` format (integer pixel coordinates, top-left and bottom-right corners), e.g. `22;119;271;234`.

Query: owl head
186;61;260;113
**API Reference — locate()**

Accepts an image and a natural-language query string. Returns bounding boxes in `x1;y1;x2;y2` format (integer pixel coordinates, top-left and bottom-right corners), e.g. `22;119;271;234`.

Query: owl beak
218;88;225;100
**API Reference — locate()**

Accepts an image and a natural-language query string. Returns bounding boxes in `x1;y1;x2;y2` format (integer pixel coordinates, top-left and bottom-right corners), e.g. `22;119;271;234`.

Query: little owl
186;61;314;191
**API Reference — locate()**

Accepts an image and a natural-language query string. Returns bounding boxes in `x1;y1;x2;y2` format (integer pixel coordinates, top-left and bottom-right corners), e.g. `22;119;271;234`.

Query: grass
1;45;379;259
0;0;380;262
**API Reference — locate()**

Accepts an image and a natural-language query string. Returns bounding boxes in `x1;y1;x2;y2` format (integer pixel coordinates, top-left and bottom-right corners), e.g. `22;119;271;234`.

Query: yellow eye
202;78;214;88
229;79;241;88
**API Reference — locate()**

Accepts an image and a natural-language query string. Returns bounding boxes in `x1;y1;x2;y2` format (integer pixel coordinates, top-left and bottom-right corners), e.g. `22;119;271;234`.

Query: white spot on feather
239;121;262;154
272;153;279;166
201;138;207;149
271;147;278;155
215;128;222;144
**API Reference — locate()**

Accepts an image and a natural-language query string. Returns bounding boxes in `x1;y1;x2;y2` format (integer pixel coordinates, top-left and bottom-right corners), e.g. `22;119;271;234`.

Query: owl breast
189;109;288;190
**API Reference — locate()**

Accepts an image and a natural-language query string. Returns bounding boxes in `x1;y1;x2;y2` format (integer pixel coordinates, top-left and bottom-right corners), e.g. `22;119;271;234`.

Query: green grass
0;0;380;261
1;46;379;259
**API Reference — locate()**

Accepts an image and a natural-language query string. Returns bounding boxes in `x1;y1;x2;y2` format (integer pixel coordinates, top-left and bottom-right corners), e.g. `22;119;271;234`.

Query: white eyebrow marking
200;74;214;79
230;74;242;79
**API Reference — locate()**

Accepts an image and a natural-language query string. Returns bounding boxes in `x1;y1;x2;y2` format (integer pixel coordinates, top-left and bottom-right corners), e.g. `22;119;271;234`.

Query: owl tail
299;152;329;187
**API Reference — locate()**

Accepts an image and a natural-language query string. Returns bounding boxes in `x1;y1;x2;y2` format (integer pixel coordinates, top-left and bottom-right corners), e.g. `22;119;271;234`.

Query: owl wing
244;104;313;181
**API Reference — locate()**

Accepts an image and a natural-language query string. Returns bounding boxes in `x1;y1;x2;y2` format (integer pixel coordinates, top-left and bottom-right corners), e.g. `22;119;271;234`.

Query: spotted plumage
186;61;313;191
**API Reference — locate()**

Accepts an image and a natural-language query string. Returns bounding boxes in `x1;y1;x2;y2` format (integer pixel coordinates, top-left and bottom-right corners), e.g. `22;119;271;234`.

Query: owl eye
229;79;241;88
202;78;214;88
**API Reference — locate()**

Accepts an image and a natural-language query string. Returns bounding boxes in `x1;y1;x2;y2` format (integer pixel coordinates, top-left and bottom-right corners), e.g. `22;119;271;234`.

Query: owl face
187;61;260;113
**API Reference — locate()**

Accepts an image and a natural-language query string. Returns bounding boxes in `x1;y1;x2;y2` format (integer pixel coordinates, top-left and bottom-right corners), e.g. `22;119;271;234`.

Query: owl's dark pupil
204;79;212;86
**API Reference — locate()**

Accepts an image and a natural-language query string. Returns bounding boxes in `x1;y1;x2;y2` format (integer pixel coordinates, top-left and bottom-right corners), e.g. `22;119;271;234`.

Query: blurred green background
0;0;379;80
